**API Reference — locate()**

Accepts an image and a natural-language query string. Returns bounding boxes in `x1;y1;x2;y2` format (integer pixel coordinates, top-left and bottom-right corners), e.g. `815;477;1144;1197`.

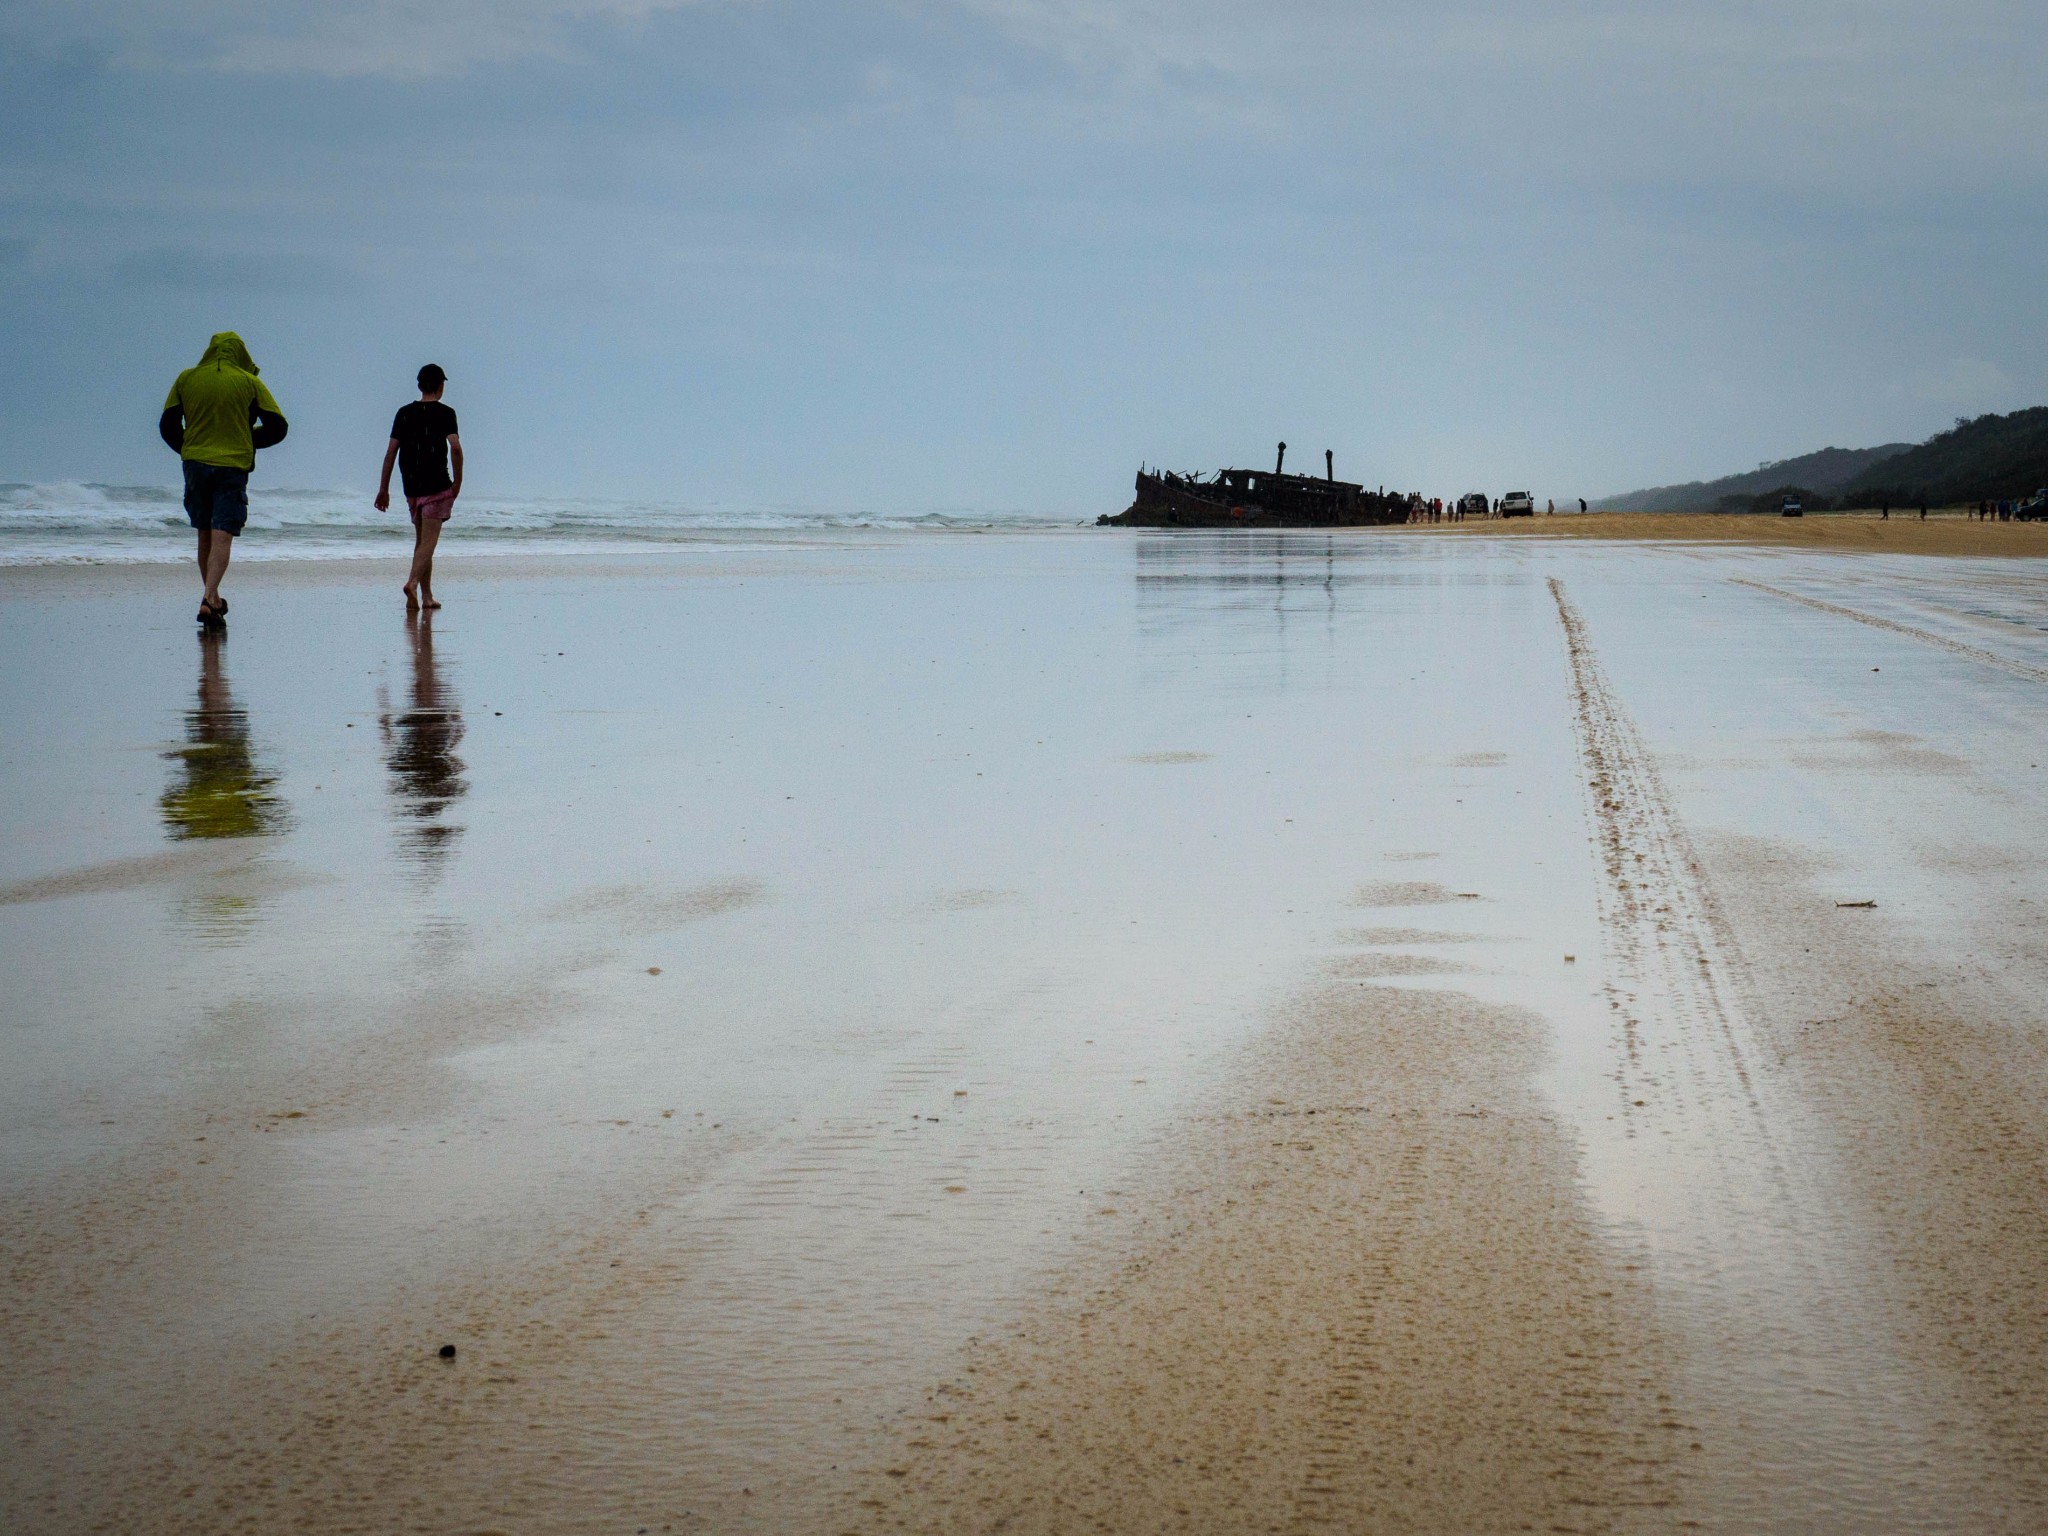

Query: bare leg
409;517;444;609
201;532;233;610
196;528;213;596
404;518;424;608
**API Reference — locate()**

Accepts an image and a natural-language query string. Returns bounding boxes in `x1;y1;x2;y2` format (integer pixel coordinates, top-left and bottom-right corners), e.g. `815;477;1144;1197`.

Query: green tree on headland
1836;407;2048;507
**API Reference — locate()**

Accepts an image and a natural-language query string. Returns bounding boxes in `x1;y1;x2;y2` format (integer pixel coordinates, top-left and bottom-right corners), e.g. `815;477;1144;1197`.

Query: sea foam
0;482;1078;563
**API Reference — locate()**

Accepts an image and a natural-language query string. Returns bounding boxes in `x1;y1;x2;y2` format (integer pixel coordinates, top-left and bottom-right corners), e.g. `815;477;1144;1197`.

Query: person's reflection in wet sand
379;613;467;882
160;629;288;841
159;629;289;940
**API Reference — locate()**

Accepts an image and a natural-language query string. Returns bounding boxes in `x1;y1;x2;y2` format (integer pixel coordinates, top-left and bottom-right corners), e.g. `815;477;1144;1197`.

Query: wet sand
844;981;1682;1534
5;534;2048;1532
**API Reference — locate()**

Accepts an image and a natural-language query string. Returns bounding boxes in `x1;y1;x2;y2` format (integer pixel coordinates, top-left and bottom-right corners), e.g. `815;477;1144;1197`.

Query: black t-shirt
391;400;459;498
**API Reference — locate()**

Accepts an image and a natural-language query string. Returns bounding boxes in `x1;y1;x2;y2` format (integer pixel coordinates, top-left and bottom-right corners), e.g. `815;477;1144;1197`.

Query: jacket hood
199;332;259;375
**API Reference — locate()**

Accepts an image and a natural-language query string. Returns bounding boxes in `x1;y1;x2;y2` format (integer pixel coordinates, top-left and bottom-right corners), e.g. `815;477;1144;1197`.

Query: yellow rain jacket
162;333;285;472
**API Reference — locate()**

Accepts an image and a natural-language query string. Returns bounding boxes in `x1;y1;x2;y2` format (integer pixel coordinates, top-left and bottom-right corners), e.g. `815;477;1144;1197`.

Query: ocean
0;481;1081;563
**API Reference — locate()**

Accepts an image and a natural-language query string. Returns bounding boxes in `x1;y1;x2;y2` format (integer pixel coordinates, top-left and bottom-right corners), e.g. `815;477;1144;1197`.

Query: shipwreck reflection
1130;531;1532;696
1132;531;1349;695
379;615;467;880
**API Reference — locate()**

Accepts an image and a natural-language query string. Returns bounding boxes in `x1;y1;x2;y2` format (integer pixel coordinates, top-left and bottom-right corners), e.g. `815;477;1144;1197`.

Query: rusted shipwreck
1097;443;1412;528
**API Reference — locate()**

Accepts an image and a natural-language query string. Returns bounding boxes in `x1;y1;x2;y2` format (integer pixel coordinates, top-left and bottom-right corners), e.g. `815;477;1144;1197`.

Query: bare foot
403;580;419;610
422;591;442;611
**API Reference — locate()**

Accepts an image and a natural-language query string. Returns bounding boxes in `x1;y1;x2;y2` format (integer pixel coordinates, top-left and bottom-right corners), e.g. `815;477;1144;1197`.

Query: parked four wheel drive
1500;491;1535;517
1781;496;1803;517
1458;492;1490;517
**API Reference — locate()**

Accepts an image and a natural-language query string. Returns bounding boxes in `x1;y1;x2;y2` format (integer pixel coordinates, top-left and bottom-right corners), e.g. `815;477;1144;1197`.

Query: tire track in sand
844;582;1789;1536
1731;577;2048;685
1549;575;2021;1533
1549;575;1758;1121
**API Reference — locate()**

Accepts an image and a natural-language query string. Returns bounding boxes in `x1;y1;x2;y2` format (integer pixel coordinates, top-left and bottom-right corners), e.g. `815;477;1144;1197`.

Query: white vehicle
1500;491;1535;518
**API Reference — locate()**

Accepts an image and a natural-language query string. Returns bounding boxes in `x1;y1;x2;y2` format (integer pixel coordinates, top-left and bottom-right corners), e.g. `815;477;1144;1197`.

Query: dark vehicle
1781;495;1803;517
1458;492;1490;518
2018;490;2048;522
1500;491;1535;518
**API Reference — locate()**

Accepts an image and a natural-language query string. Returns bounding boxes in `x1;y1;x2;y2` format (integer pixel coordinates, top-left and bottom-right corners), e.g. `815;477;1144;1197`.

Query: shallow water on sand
3;532;2046;1531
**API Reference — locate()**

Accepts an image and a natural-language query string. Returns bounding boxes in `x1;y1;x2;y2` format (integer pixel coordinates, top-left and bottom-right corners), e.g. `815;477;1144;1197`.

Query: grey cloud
113;245;350;293
0;0;2043;503
14;1;2046;199
7;0;723;78
1904;358;2017;409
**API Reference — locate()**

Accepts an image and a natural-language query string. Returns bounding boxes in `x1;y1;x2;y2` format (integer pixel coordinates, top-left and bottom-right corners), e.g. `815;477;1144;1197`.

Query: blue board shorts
183;460;250;536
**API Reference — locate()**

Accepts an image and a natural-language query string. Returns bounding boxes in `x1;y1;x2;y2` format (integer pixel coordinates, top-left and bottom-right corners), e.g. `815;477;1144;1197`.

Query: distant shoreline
5;510;2045;574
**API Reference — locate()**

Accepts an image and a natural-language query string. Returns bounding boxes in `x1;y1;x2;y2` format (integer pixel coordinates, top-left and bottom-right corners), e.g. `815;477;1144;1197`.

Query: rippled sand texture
1707;838;2048;1513
5;536;2048;1534
847;980;1682;1534
1693;561;2048;1514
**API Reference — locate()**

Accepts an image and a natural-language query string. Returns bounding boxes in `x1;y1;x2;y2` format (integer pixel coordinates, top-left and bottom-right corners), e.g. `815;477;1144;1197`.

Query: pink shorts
408;488;456;525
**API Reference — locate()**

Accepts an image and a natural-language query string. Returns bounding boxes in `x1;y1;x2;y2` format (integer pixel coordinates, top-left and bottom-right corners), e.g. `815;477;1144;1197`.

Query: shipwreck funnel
1325;449;1333;482
1275;441;1287;476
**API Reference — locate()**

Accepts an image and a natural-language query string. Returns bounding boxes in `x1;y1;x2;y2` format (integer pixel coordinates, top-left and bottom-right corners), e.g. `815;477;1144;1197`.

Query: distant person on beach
1579;498;1587;513
375;365;463;610
159;332;289;628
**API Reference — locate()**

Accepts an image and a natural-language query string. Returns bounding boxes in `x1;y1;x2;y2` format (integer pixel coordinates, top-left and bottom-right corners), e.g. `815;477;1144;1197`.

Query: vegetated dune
1835;406;2048;505
1593;405;2048;514
1591;442;1911;513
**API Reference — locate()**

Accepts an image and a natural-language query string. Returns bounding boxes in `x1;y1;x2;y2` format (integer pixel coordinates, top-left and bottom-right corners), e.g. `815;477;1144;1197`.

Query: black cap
417;363;447;389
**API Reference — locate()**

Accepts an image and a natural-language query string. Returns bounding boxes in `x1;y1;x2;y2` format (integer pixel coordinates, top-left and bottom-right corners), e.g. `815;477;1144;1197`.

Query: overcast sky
1;1;2043;511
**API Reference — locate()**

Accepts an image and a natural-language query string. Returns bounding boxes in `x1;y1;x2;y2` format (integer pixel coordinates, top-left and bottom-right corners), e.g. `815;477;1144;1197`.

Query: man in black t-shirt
375;364;463;610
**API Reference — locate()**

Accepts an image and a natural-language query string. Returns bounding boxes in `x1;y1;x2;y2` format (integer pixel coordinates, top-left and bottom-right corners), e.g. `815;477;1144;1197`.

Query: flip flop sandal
197;599;227;628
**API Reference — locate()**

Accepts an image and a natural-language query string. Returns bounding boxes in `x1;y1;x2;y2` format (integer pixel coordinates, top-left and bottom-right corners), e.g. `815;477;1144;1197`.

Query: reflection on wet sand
378;615;467;880
21;543;2048;1534
157;630;289;942
160;631;288;841
1133;532;1385;696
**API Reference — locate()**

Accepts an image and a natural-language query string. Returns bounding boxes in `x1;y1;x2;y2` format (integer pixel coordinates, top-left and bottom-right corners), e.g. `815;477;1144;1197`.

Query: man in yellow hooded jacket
160;332;289;626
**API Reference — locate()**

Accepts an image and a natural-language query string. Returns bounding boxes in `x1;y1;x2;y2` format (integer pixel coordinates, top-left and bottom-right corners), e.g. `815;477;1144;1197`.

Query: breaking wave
0;482;1083;564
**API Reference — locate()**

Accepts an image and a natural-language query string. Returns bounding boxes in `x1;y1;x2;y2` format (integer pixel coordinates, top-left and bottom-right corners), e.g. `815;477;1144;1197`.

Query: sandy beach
5;529;2048;1533
1439;509;2048;559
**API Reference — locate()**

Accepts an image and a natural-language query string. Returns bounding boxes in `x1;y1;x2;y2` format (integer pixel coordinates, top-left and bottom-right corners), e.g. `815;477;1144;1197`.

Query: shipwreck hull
1100;468;1411;528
